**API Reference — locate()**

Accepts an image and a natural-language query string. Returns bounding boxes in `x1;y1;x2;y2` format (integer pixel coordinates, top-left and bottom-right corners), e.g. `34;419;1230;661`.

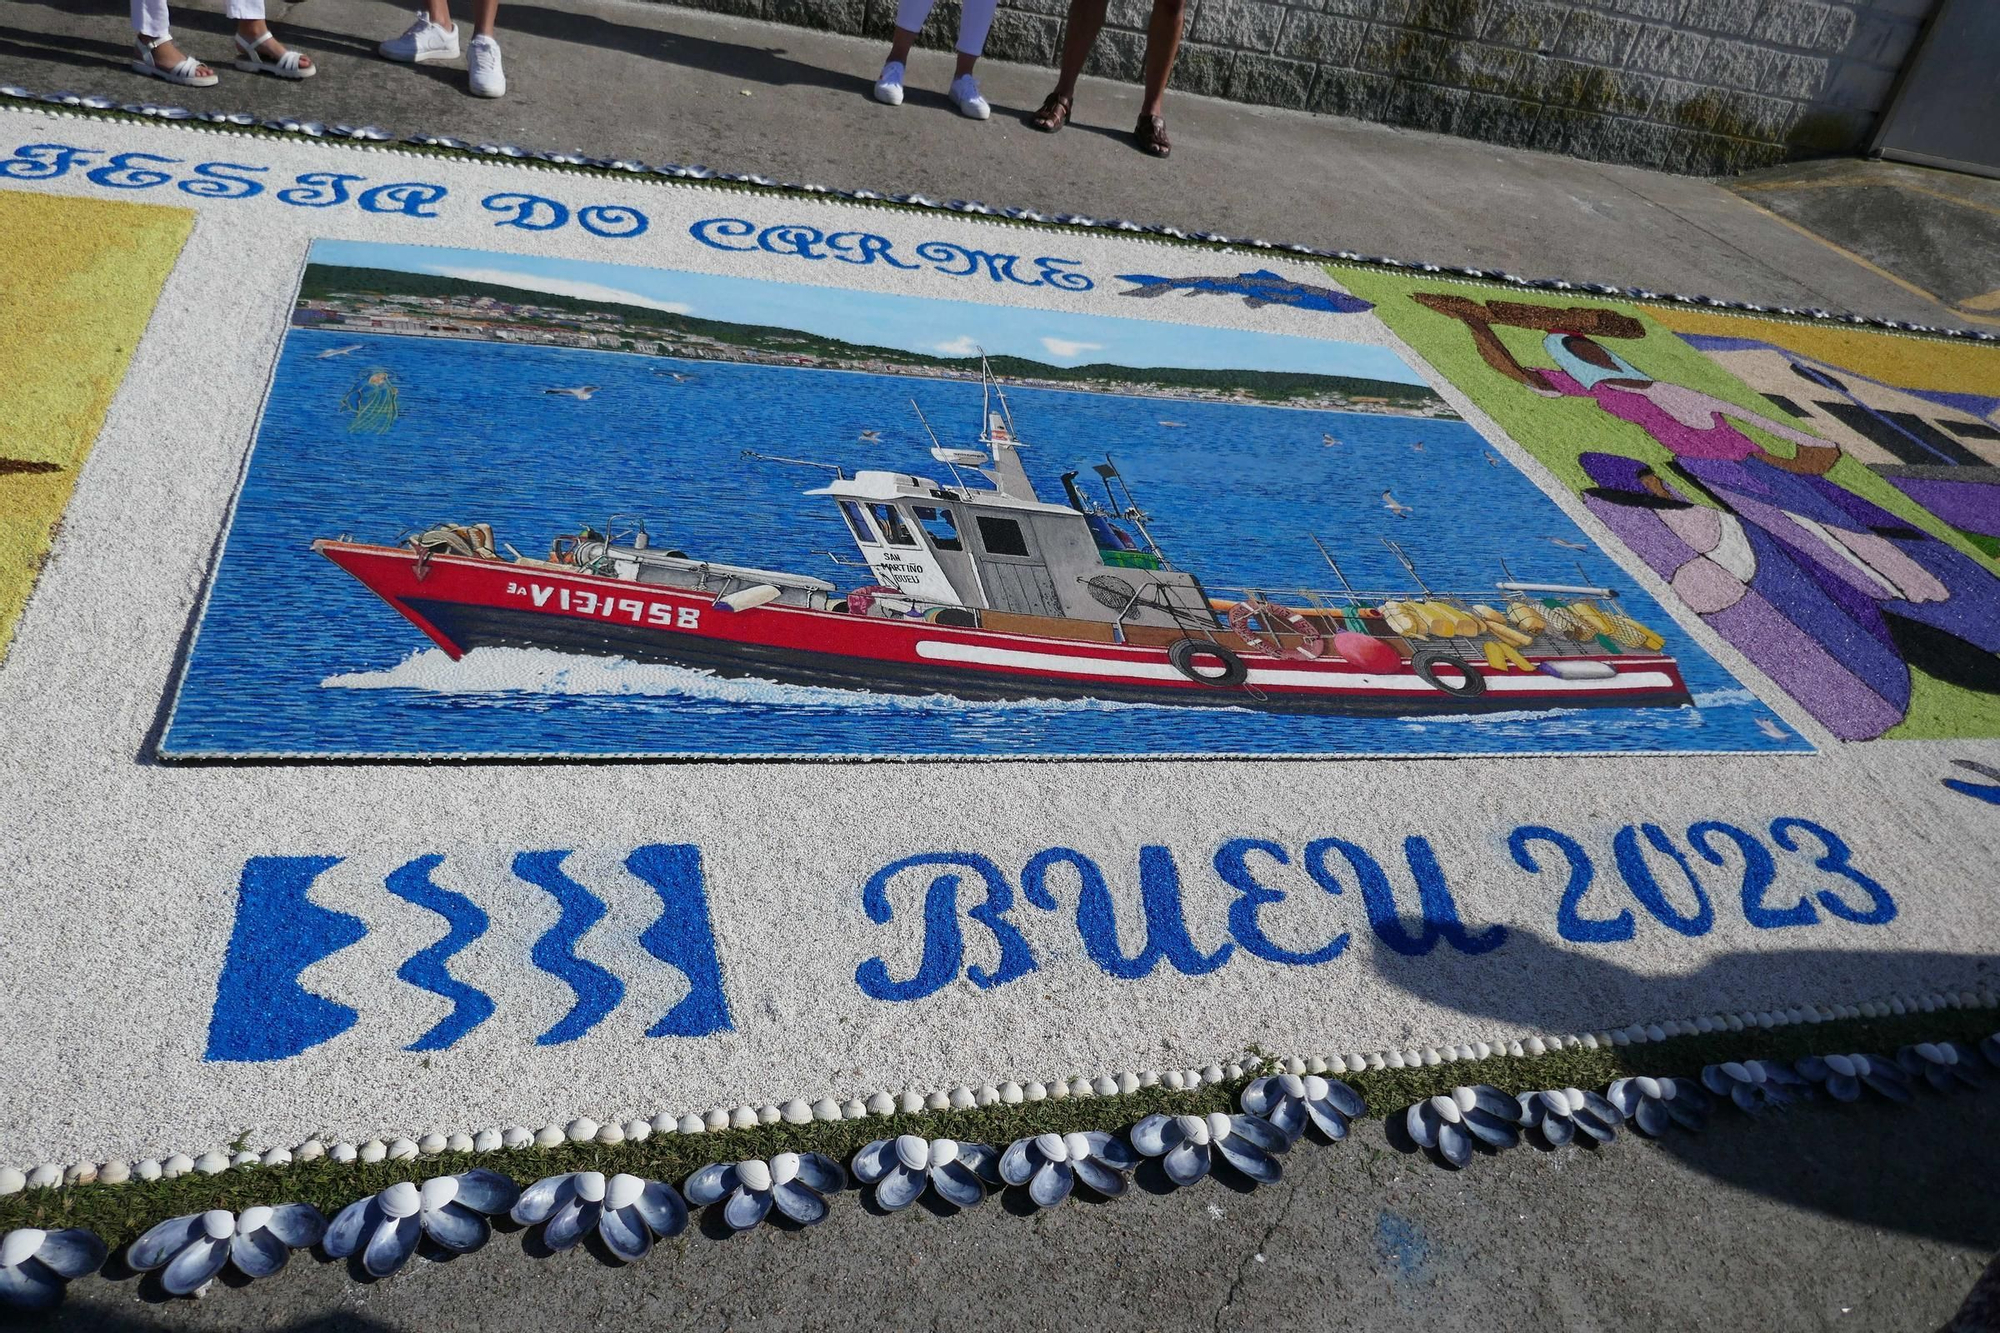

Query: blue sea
163;328;1812;758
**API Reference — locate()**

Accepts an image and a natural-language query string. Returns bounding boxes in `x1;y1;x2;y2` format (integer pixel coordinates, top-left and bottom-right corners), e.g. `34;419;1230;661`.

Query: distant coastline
293;264;1461;420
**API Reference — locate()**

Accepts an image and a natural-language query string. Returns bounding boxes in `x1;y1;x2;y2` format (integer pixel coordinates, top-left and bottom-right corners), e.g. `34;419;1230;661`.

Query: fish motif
1115;269;1374;314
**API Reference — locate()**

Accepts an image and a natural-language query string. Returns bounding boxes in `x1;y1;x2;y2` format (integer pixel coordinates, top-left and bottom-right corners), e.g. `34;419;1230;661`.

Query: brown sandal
1134;113;1170;157
1030;91;1072;133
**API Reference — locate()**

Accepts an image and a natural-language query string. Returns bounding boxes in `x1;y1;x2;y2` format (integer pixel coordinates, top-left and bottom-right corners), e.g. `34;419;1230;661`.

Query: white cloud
415;265;694;315
1040;337;1104;360
934;335;983;357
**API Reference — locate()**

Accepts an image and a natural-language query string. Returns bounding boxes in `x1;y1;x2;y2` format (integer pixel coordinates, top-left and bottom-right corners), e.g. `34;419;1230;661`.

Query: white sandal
131;33;219;87
234;30;316;79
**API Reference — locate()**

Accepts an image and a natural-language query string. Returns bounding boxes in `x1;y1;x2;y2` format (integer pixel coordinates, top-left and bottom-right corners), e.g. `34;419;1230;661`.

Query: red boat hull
314;541;1695;715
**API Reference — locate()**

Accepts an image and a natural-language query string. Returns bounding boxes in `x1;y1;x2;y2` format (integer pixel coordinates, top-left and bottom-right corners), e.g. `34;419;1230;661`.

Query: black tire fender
1168;638;1250;688
1411;647;1487;698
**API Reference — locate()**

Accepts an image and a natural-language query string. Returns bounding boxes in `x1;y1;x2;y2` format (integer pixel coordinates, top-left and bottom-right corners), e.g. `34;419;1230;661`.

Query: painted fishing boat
314;374;1692;715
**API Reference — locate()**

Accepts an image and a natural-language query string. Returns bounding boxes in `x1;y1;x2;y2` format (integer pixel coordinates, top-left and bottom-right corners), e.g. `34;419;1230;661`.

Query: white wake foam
322;646;1179;713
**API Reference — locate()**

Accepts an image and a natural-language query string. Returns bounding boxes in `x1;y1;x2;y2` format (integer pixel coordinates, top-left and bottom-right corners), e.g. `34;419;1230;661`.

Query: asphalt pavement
0;0;1986;329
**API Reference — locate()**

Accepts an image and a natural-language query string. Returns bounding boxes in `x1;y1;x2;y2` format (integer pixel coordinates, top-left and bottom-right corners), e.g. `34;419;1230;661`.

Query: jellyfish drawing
341;368;402;434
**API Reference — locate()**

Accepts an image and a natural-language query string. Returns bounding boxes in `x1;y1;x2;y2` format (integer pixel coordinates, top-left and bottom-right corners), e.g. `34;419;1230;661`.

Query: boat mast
1382;536;1432;595
1310;533;1362;608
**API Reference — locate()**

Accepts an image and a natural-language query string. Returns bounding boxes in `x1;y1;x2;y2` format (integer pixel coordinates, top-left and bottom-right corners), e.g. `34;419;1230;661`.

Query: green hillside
298;264;1446;406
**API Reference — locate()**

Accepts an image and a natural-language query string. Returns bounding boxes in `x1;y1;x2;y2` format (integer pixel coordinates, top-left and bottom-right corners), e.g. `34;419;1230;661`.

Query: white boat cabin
806;416;1209;628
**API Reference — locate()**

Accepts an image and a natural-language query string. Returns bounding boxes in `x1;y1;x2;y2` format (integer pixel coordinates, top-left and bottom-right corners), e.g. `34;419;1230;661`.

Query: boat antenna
1381;536;1432;594
1310;533;1361;607
740;449;846;480
909;398;971;491
910;398;943;451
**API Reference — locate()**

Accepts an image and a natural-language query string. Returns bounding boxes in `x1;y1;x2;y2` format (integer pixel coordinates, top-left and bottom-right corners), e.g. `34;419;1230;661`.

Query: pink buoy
1332;630;1400;673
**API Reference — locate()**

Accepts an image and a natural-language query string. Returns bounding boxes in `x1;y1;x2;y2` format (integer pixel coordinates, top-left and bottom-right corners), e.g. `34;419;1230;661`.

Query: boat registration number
509;581;702;629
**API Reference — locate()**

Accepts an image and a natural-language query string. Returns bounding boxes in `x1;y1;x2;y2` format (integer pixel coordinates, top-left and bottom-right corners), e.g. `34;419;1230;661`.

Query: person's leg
876;0;931;103
229;0;313;71
382;0;461;63
132;0;208;76
946;0;995;115
1137;0;1185;117
886;0;933;67
464;0;504;95
1132;0;1184;154
954;0;996;73
1030;0;1106;128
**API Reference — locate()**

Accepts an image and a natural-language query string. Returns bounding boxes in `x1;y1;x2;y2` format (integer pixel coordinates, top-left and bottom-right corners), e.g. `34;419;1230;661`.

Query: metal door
1870;0;2000;178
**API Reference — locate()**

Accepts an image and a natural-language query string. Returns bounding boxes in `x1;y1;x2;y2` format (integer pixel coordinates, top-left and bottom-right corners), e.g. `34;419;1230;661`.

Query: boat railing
1202;582;1626;609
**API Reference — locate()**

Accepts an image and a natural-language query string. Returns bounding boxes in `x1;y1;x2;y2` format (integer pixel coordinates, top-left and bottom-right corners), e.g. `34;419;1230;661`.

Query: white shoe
949;73;989;120
874;60;904;106
467;33;505;97
379;12;459;63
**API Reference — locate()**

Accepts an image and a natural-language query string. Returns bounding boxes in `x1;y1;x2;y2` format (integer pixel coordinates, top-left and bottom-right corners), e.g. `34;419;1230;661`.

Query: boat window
912;506;963;551
975;515;1029;557
869;503;919;547
837;500;878;546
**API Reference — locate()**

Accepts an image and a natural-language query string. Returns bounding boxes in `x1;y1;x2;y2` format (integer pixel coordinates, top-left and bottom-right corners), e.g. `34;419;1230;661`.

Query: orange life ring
1226;599;1326;660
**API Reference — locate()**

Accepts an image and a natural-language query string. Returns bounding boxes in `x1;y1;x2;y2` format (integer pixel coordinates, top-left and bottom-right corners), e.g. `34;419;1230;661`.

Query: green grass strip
4;1009;1992;1246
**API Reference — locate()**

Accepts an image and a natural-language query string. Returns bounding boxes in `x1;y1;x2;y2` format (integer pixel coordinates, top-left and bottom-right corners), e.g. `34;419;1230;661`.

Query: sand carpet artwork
2;100;1999;1295
0;188;192;659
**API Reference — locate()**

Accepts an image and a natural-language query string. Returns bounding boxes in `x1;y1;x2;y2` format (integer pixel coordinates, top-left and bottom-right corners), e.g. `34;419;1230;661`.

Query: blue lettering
85;151;177;189
483;191;569;231
1770;817;1896;925
0;142;97;180
179;161;267;199
578;204;648;238
358;182;446;217
690;216;756;251
1612;823;1714;937
1304;835;1505;957
1021;846;1232;979
277;171;363;207
1213;838;1347;966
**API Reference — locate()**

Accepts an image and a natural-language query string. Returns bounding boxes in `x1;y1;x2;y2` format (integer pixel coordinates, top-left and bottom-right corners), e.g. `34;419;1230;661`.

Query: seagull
1322;433;1341;447
544;386;601;400
1755;717;1790;740
1543;536;1590;551
655;370;697;382
1410;440;1425;451
316;344;363;359
1158;420;1187;429
858;429;882;442
1484;450;1502;466
1382;490;1414;518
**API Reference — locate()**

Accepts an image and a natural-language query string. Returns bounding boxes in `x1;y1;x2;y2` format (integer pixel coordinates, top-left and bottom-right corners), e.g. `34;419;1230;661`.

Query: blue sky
309;240;1426;384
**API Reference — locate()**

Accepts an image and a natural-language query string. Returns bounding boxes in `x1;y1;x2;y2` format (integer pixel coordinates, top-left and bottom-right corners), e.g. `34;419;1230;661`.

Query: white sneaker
467;33;505;97
949;73;989;120
379;11;459;62
874;60;904;106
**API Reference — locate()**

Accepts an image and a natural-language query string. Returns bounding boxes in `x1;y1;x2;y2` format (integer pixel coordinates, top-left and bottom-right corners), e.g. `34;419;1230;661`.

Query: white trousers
133;0;264;37
895;0;996;56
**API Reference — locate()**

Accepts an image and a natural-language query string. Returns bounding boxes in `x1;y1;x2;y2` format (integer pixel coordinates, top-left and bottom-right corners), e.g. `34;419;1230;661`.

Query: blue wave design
626;844;734;1037
205;856;367;1062
512;850;625;1045
385;854;496;1051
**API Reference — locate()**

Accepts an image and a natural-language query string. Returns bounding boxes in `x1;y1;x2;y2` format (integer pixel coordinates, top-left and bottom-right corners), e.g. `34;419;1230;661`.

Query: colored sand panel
0;191;192;659
159;240;1802;760
1338;267;2000;742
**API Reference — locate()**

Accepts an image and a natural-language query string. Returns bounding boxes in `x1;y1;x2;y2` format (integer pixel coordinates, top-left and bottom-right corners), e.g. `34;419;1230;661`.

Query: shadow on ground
1371;926;2000;1249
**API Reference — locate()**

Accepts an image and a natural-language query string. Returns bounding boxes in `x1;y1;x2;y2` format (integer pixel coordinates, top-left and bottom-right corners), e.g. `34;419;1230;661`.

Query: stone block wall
676;0;1941;175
